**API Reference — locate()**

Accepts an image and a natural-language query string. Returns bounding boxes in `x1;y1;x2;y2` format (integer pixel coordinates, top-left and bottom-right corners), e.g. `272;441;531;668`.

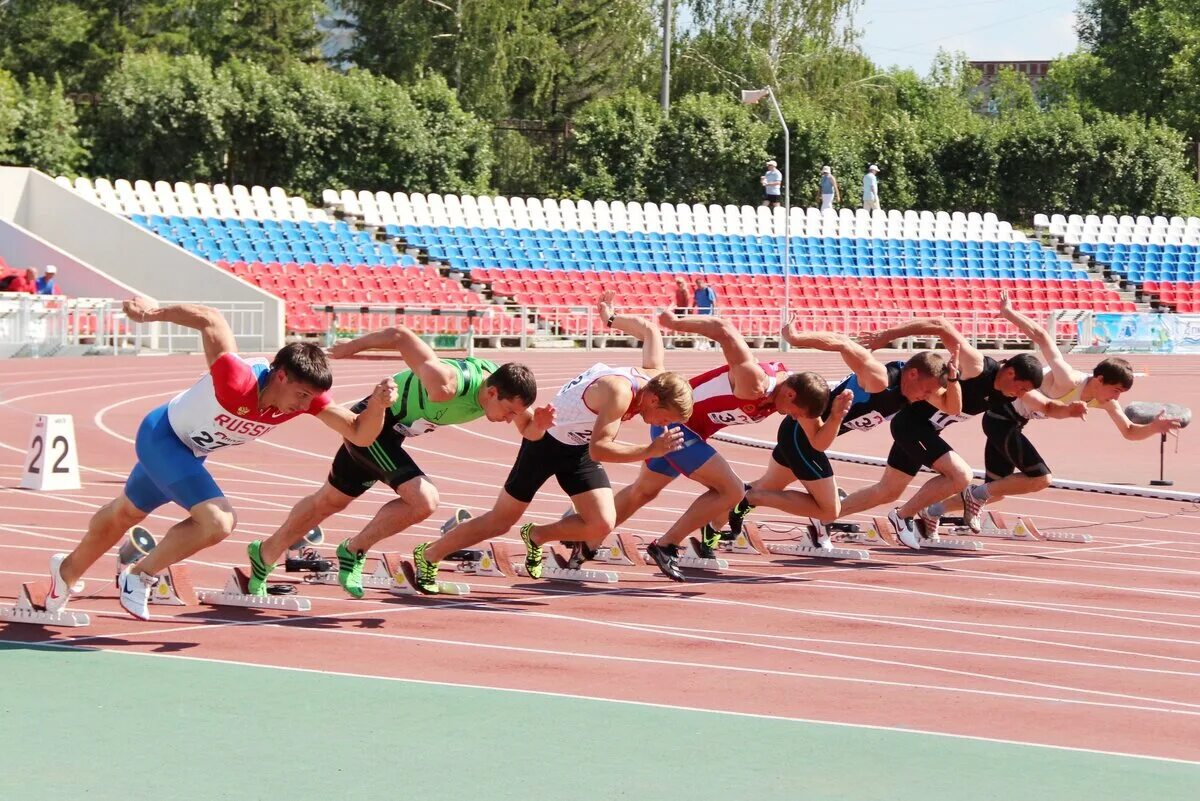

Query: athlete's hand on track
1149;410;1184;435
830;389;853;418
532;403;556;429
122;297;157;322
647;427;685;458
369;377;398;408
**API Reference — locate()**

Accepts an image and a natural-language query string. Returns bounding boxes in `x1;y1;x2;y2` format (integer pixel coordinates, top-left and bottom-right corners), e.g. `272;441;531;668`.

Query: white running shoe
961;486;985;533
45;553;84;613
118;569;157;621
888;508;922;550
807;519;832;550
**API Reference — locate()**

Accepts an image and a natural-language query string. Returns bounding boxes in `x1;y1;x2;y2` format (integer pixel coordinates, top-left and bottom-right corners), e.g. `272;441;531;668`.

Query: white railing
309;302;1082;352
0;294;266;356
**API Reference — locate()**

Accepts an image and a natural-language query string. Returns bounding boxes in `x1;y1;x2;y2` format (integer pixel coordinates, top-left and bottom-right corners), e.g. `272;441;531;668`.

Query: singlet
1006;372;1102;423
547;363;647;446
167;353;332;456
910;355;1001;432
350;357;497;450
832;361;908;435
685;361;788;440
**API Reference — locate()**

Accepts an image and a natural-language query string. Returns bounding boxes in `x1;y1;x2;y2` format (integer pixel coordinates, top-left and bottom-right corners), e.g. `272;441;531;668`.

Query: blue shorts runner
646;424;719;478
123;404;224;513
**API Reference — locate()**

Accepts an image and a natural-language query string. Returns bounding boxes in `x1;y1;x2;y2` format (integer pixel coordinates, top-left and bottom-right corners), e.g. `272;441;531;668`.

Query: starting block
893;516;982;551
840;518;898;548
446;543;513;577
724;522;870;561
0;582;90;627
589;532;643;567
954;512;1092;544
199;568;312;611
495;541;619;583
113;526;198;606
310;554;472;595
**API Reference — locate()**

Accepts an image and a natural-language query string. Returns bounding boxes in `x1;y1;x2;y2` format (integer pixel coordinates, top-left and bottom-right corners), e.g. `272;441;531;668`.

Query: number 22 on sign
21;414;81;491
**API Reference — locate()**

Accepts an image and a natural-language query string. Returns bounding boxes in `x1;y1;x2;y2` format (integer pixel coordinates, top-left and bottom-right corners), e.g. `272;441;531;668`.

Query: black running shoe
646;543;686;582
564;540;598;570
728;497;755;537
697;524;722;559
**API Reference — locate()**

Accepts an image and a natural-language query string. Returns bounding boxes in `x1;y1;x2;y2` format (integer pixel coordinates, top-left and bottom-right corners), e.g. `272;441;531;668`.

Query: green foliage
649;92;772;205
407;75;493;194
92;53;234;182
13;74;88;175
0;70;21;162
986;68;1037;117
566;91;663;200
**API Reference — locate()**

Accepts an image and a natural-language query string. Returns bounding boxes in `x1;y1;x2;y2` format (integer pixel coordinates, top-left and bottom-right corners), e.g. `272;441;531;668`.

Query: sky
854;0;1081;74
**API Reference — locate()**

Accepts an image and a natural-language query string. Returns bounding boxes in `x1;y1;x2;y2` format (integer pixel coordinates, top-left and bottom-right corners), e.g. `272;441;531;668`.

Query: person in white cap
36;264;58;295
760;159;782;208
818;165;840;211
862;164;881;211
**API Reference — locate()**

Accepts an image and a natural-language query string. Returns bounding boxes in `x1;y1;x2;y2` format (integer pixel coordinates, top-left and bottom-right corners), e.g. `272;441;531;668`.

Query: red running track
0;351;1198;762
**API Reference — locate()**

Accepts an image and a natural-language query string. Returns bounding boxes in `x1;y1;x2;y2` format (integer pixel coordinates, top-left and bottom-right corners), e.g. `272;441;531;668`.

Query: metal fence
310;302;1082;352
0;294;266;356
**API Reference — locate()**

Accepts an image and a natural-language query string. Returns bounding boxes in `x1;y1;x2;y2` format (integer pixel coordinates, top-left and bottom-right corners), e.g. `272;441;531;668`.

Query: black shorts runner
982;414;1051;481
886;403;956;476
503;435;611;503
328;442;424;498
772;416;834;482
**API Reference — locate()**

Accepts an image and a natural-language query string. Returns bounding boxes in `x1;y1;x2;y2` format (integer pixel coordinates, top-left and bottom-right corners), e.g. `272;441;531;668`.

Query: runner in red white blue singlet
44;300;397;621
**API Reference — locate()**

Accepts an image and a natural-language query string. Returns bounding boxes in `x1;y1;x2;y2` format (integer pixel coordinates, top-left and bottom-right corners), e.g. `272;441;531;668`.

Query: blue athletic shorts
123;404;224;513
645;424;718;478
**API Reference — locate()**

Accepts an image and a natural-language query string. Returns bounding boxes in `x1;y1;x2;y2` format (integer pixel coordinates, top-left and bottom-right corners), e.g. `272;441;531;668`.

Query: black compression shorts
328;442;424;498
982;414;1051;481
886;403;955;476
772;416;834;482
503;435;611;504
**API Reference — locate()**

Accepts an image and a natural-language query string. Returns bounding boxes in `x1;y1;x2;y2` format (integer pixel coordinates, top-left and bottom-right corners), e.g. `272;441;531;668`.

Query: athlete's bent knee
1033;473;1052;491
399;482;440;520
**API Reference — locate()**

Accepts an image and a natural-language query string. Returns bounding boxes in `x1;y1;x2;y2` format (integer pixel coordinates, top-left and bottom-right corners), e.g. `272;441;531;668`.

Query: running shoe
564;540;598;571
412;542;440;594
917;507;941;541
807;519;832;550
118;569;156;621
728;496;755;537
888;508;922;551
246;540;276;596
519;523;543;579
960;486;985;533
45;553;84;613
646;542;686;582
336;539;367;599
697;524;722;559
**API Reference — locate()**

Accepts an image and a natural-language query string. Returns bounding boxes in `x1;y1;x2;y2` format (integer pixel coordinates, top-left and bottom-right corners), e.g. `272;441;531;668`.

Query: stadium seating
61;178;526;335
1035;213;1200;312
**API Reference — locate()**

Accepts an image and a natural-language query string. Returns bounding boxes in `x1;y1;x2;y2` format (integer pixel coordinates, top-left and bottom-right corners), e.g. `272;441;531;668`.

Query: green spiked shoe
336;539;367;599
246;540;276;597
412;542;441;594
519;523;543;579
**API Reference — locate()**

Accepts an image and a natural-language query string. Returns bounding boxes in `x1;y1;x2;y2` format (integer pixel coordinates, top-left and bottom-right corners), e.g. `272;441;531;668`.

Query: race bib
394;419;439;438
707;408;757;427
186;415;274;454
929;411;970;431
843;410;886;432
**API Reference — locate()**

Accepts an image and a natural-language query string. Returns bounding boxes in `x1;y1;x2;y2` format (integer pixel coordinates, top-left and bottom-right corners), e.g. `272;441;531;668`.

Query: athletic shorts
123;404;223;513
503;435;611;504
886;403;956;476
328;441;424;498
771;415;834;482
646;424;717;479
982;414;1050;481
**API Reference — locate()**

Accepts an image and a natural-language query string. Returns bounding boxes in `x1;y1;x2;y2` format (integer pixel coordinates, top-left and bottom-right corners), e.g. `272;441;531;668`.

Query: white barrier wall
0;218;141;298
0;167;285;348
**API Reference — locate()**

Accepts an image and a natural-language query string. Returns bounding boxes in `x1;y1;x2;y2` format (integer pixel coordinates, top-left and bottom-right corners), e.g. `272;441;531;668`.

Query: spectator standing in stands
862;165;881;211
693;278;717;350
761;159;783;208
5;267;39;293
36;265;59;295
818;166;840;210
674;277;691;316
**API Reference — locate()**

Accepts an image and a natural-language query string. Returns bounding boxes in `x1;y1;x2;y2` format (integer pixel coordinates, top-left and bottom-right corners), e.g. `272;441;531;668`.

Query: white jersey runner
547;363;648;446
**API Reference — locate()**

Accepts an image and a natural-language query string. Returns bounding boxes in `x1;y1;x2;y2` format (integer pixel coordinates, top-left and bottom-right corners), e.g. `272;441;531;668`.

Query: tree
13;74;88;175
138;0;328;66
0;70;21;163
92;53;235;182
566;91;663;199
